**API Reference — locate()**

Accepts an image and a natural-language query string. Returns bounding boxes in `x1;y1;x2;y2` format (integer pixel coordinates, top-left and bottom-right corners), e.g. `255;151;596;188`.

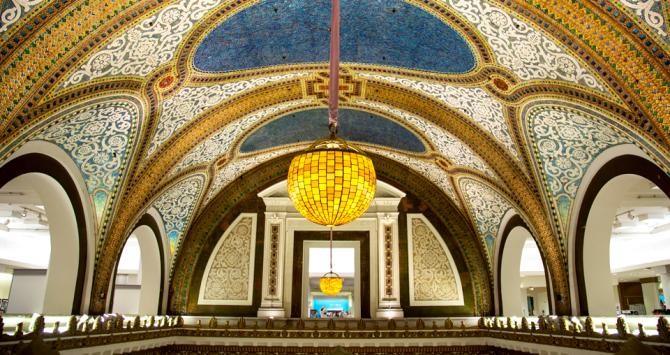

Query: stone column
257;212;287;318
376;212;403;319
640;277;661;315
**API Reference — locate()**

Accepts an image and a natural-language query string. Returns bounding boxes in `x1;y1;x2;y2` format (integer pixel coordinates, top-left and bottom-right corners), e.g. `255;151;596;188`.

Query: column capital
265;212;287;224
376;212;399;225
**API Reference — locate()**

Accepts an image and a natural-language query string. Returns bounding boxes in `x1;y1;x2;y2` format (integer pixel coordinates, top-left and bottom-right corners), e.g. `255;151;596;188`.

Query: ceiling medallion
286;0;376;296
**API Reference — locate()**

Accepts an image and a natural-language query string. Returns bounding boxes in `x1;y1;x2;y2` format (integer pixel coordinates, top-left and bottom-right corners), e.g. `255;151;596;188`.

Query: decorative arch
572;153;670;315
109;213;167;315
0;152;90;314
495;214;553;316
169;152;489;315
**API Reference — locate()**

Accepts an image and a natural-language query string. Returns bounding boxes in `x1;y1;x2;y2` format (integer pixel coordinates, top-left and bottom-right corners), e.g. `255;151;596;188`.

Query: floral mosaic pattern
147;73;307;156
358;74;519;160
32;100;139;225
459;178;514;264
172;99;312;173
356;100;497;177
152;173;206;257
442;0;607;92
63;0;220;87
409;217;461;303
204;147;304;204
202;216;254;302
525;105;630;235
617;0;668;41
1;0;46;33
366;147;461;210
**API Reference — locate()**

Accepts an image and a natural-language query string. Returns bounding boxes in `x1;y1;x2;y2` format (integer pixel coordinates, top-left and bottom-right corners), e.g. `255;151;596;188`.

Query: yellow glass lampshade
319;272;343;295
287;136;376;227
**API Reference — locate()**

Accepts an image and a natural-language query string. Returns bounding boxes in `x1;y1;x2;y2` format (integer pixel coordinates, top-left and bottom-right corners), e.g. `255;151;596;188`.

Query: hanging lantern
286;0;371;296
319;271;343;296
287;135;376;227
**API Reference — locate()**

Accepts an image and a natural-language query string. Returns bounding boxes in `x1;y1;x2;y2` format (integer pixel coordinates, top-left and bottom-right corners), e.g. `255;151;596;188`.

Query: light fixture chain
328;0;340;132
329;226;334;272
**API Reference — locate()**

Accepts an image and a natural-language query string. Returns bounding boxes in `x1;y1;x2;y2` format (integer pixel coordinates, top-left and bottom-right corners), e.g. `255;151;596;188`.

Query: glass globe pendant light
286;0;375;296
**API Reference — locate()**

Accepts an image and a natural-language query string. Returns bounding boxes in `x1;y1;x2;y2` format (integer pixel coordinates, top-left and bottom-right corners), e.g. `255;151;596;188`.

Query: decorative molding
5;314;670;354
204;147;304;204
383;224;393;298
366;147;461;210
407;214;464;306
376;212;402;314
258;211;286;317
268;224;280;297
198;213;257;305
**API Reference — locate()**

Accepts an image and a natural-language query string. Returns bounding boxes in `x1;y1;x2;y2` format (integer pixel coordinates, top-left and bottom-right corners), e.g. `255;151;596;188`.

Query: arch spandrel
521;101;670;262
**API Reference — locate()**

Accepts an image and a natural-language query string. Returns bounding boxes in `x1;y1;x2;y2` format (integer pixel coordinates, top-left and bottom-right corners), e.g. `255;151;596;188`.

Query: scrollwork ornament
63;0;221;87
203;217;253;301
152;174;206;256
410;218;460;302
0;0;45;33
618;0;668;40
442;0;607;91
526;106;630;233
147;73;308;156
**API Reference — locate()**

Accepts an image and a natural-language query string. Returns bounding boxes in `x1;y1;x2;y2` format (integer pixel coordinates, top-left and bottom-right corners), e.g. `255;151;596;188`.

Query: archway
0;164;84;314
498;216;550;316
575;154;670;315
110;216;165;315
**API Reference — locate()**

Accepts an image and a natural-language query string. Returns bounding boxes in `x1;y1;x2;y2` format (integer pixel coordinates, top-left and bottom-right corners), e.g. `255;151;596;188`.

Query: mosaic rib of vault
31;99;140;240
152;173;206;260
204;147;304;204
147;73;308;156
171;99;312;175
524;105;633;254
358;74;519;160
367;147;461;211
355;100;497;178
459;178;515;267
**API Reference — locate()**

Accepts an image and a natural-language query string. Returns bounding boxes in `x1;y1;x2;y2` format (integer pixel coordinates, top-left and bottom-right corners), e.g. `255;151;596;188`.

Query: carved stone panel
407;214;464;306
198;214;257;305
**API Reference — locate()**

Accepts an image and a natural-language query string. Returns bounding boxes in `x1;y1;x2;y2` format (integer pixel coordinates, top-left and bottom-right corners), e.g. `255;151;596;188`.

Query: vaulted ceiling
1;0;669;314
